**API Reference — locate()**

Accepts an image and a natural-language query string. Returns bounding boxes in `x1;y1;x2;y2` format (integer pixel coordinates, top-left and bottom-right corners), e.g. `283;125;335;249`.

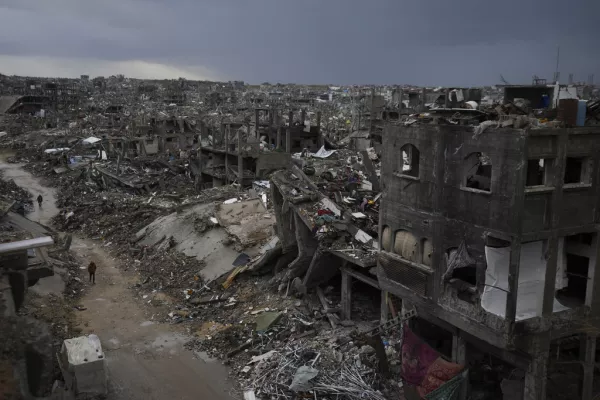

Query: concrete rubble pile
1;189;86;398
3;70;600;400
183;274;402;400
0;171;33;215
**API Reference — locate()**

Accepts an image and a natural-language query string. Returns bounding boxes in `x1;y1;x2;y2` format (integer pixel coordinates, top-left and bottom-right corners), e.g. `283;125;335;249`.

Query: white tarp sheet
312;146;336;159
482;240;570;321
82;136;101;144
44;148;69;154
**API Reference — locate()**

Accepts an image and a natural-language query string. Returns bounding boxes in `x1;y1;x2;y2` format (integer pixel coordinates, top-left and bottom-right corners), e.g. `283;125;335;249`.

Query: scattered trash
289;366;319;392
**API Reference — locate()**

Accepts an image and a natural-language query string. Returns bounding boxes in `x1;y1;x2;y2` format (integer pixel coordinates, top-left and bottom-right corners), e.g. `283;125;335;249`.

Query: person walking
88;261;97;284
37;194;43;207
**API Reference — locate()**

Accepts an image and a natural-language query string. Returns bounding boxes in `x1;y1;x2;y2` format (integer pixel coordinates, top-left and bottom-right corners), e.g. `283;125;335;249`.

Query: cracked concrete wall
284;213;319;281
524;130;600;232
270;182;297;253
378;125;525;345
380;125;600;348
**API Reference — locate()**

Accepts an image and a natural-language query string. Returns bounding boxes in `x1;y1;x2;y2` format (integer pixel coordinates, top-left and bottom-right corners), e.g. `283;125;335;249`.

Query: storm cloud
0;0;598;85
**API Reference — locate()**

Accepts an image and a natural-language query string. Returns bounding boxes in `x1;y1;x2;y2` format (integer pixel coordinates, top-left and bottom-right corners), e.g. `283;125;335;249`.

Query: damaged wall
378;125;600;350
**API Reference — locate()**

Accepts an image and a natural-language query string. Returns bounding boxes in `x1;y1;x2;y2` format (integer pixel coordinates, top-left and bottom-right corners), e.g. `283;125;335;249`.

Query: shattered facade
378;124;600;399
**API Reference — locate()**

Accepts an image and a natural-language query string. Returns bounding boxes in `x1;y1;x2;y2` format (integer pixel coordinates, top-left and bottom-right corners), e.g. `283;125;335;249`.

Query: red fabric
317;209;334;216
417;357;464;396
400;325;440;386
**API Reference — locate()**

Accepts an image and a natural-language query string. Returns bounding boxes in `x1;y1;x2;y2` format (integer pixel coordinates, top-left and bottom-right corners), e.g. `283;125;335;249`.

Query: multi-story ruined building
196;108;322;187
378;124;600;399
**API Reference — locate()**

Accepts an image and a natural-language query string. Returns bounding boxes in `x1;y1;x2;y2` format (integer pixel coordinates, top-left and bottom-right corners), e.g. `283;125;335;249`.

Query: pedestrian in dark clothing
37;194;43;207
88;261;97;284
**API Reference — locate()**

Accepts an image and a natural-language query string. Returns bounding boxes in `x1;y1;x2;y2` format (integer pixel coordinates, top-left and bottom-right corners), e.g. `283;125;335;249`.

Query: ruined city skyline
0;0;599;86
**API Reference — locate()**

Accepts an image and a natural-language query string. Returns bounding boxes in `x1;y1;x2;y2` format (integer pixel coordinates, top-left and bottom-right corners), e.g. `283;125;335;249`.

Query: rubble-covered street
1;67;599;400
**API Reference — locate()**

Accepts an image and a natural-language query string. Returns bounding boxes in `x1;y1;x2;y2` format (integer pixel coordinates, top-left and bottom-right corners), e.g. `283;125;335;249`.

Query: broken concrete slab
255;311;282;332
135;203;243;281
215;198;274;247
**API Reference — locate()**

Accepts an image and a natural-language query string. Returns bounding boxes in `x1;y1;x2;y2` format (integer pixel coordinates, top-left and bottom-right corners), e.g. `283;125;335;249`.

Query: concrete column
398;89;404;110
220;122;226;147
316;111;322;148
224;124;229;184
380;291;389;323
196;147;203;188
537;235;558;317
238;124;244;185
581;335;597;400
444;88;450;108
277;125;282;150
452;333;467;364
286;110;293;153
401;300;415;330
505;240;522;326
586;234;600;308
420;87;426;109
255;109;260;138
369;88;375;134
524;337;549;400
506;136;528;334
341;265;352;320
452;332;468;400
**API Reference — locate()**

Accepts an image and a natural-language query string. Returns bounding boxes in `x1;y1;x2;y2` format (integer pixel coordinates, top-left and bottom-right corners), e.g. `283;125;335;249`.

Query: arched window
381;225;392;252
464;152;491;192
394;230;419;262
400;144;420;177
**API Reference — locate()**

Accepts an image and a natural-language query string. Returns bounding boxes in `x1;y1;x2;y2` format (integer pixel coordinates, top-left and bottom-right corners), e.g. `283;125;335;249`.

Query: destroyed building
378;123;600;399
196;108;322;187
0;202;56;398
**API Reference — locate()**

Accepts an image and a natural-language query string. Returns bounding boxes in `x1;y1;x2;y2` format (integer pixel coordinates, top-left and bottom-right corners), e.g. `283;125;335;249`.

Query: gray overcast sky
0;0;598;86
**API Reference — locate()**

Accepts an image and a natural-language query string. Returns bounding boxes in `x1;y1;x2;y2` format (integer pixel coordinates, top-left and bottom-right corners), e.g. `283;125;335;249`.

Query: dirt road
0;154;59;226
72;238;235;400
0;153;236;400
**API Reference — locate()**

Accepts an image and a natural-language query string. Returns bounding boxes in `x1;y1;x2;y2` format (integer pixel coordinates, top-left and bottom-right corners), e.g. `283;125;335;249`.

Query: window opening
564;157;592;185
400;144;420;177
526;159;551;186
556;233;594;306
465;152;491;192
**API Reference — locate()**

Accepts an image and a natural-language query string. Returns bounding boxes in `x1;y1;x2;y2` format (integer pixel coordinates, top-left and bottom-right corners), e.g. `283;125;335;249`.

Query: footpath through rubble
2;124;404;399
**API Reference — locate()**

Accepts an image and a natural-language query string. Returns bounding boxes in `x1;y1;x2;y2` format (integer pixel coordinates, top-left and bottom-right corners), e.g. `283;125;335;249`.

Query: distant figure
88;261;97;284
37;194;43;207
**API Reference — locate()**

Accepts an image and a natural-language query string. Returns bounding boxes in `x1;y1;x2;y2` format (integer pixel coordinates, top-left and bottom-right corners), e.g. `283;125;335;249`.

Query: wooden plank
316;287;337;329
341;266;352;320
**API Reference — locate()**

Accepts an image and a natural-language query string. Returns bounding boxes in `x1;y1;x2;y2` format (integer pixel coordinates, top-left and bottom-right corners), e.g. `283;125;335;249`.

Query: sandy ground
0;152;237;400
71;237;236;400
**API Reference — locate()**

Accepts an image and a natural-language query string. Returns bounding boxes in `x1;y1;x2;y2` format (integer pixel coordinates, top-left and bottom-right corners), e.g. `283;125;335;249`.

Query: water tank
381;226;392;252
394;231;418;262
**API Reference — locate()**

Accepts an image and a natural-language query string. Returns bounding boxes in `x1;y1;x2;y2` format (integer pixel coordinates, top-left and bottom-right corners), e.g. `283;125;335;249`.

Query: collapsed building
2;71;600;399
196;108;323;188
0;201;56;399
378;123;600;399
